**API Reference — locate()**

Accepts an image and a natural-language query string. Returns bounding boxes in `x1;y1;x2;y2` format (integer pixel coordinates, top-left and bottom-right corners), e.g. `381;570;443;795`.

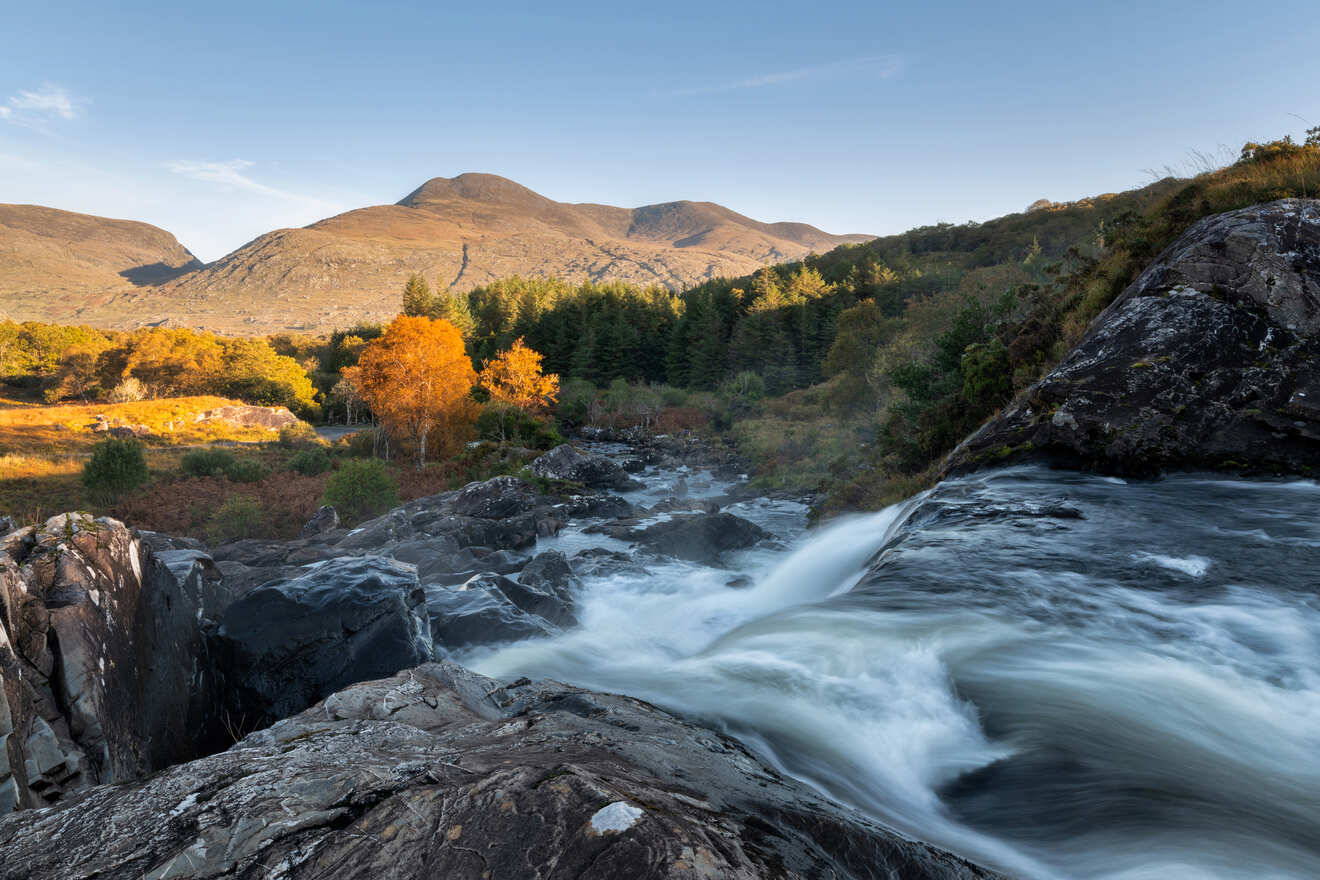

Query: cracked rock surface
0;662;1003;880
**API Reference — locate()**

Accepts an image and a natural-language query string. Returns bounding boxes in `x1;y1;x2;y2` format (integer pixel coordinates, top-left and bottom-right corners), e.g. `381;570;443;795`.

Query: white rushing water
468;456;1320;880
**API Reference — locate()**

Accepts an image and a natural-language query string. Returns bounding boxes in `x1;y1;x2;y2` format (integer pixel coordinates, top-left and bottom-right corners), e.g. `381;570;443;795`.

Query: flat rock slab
0;663;1004;880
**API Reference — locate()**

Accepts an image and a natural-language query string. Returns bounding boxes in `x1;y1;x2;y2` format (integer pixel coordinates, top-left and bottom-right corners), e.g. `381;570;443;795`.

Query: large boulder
947;199;1320;476
428;568;576;651
453;475;541;519
192;404;299;431
0;514;212;814
211;556;432;727
0;663;1005;880
530;443;641;490
630;512;772;565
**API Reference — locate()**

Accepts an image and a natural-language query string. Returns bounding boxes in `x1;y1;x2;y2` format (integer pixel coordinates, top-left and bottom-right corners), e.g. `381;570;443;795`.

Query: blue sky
1;0;1317;261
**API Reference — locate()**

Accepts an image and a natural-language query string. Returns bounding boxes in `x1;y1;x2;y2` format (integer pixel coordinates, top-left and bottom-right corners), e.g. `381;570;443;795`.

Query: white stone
589;800;643;834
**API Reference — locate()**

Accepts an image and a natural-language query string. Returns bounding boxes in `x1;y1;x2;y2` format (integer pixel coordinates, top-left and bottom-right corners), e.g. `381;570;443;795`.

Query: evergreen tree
401;274;436;317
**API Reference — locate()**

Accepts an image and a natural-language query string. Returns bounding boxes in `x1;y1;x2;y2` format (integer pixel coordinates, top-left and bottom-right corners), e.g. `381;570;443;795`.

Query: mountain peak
397;173;552;210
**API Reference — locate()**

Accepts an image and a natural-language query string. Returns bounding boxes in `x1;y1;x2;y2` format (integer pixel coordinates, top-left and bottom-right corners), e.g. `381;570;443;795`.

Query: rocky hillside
2;175;869;335
944;199;1320;476
0;204;200;323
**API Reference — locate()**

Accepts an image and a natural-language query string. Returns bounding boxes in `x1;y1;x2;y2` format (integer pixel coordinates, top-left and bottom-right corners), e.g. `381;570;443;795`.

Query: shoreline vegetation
4;131;1319;530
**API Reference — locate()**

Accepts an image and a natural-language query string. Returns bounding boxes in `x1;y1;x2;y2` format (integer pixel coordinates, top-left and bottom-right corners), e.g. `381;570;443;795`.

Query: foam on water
470;459;1320;879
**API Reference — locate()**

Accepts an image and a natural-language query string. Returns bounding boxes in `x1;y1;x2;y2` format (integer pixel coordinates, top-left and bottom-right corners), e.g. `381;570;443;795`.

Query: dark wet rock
648;496;721;515
558;492;634;519
428;581;558;651
299;504;339;537
518;550;581;600
530;443;641;490
211;556;432;728
454;475;542;519
630;512;772;565
0;663;1004;880
570;547;649;578
0;514;212;815
0;517;17;536
725;575;754;589
134;529;206;554
947;199;1320;477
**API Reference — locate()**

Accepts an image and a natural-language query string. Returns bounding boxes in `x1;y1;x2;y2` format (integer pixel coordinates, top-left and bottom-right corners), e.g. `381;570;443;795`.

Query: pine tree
401;274;436;317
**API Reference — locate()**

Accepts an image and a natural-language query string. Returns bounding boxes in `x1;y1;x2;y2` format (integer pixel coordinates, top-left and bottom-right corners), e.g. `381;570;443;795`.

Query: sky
2;0;1318;262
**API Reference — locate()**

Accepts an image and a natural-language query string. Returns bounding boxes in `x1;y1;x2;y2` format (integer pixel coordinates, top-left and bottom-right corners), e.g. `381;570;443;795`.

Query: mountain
0;204;201;324
1;175;870;335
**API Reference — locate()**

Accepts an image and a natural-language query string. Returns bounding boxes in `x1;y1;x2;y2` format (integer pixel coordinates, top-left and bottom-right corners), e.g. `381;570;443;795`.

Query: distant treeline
7;131;1317;501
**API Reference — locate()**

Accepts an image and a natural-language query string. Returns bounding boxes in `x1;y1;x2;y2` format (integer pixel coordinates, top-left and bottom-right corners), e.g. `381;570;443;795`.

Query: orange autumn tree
355;316;478;468
478;337;560;443
479;337;560;412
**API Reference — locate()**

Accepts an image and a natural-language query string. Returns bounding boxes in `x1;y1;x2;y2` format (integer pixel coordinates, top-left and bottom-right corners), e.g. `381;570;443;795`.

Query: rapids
467;451;1320;879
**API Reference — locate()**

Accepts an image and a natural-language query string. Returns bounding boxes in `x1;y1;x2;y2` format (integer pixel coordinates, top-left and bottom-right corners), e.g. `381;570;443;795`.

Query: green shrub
287;446;331;475
341;428;383;458
277;421;322;448
181;448;236;478
205;495;264;544
475;405;564;450
223;458;267;483
555;378;598;425
322;459;399;524
82;437;148;501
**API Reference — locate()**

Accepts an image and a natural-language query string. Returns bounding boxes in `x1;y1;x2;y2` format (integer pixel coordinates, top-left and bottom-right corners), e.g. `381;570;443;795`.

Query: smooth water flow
470;457;1320;879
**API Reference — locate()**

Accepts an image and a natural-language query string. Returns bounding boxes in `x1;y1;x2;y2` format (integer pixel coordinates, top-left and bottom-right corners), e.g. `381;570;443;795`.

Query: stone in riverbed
211;555;432;727
630;512;772;565
530;443;641;491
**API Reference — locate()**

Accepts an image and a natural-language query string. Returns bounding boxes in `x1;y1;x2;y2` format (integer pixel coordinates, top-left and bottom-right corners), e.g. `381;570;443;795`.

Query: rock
192;404;299;431
530;443;641;490
299;504;339;537
558;492;634;519
0;514;212;814
518;550;581;603
465;570;575;628
427;582;558;651
570;547;647;578
0;663;1005;880
106;424;151;440
211;556;432;727
630;512;772;565
453;475;540;519
947;199;1320;477
725;575;754;589
0;517;15;536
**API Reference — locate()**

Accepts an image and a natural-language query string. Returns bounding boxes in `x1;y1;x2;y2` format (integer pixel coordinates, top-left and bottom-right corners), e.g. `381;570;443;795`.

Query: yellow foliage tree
479;337;560;412
355;316;478;468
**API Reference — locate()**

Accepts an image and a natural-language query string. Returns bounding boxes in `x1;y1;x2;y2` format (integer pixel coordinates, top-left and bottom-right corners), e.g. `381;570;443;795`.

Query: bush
322;459;399;524
475;405;564;450
555;378;598;425
205;495;264;544
287;447;331;476
277;421;322;448
82;437;149;501
181;448;236;478
224;458;267;483
341;428;384;458
105;377;147;403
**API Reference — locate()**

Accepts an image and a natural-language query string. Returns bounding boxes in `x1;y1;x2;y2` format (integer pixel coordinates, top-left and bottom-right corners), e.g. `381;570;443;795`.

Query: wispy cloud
3;84;81;125
165;159;342;213
668;55;903;97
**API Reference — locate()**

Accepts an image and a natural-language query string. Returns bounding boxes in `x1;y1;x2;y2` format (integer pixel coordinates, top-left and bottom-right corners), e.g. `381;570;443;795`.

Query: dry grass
0;395;289;524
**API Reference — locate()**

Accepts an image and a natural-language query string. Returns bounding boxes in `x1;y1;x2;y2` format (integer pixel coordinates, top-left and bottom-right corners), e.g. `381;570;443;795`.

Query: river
464;447;1320;880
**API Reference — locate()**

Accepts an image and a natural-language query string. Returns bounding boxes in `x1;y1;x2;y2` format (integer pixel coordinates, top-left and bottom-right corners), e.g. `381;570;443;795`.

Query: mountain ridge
0;174;870;334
